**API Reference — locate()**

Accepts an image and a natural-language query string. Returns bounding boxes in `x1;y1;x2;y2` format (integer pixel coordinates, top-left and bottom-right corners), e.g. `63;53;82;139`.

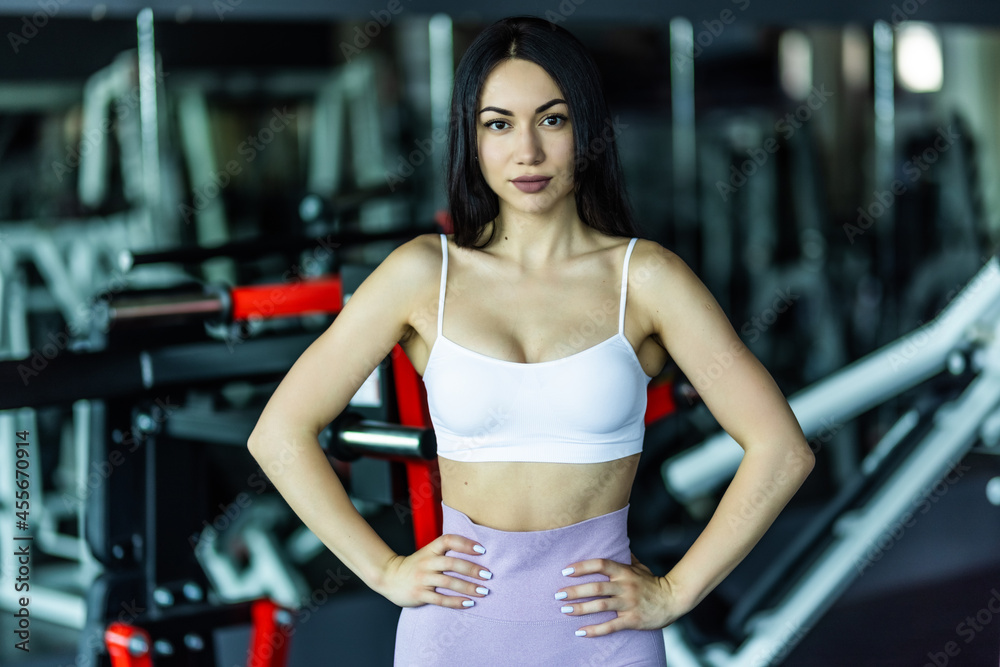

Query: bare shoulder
371;231;444;328
628;237;694;301
628;238;723;339
629;237;682;268
380;232;444;284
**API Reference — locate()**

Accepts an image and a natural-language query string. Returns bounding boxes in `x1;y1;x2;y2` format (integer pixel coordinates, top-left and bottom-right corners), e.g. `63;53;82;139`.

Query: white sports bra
422;233;654;464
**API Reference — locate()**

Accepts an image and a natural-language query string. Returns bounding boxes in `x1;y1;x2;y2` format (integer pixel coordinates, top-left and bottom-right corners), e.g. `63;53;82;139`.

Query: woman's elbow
247;420;277;455
790;440;816;481
247;430;265;457
247;418;322;460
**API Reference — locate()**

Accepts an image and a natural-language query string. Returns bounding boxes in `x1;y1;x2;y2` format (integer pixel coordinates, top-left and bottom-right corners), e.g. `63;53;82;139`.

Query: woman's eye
483;115;566;131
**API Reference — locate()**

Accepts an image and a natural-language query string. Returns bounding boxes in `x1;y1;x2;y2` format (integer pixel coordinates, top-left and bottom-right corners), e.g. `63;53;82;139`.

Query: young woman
248;15;815;666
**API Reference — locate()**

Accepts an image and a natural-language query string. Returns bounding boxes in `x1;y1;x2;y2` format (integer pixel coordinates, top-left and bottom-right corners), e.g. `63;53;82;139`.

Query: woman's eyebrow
478;98;568;116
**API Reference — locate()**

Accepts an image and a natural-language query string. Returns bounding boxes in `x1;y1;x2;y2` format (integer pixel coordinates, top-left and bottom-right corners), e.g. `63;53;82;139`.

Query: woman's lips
511;178;552;193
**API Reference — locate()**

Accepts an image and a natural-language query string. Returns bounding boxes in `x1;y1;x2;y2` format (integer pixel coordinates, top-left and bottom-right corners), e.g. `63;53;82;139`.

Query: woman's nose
515;127;544;165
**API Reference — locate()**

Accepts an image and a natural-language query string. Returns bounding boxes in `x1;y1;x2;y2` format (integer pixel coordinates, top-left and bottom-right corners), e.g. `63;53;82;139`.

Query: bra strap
619;237;638;335
437;233;448;336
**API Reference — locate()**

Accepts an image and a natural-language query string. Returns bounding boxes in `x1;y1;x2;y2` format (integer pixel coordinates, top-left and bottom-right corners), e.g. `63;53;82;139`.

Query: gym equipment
669;18;698;266
658;251;1000;665
0;249;444;665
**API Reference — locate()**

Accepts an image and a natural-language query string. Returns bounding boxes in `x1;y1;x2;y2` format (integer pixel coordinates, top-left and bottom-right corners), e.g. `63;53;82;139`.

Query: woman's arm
248;427;396;587
637;242;815;613
247;234;491;608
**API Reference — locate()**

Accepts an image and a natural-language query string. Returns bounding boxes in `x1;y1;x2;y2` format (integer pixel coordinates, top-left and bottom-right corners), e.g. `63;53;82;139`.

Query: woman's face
475;58;576;217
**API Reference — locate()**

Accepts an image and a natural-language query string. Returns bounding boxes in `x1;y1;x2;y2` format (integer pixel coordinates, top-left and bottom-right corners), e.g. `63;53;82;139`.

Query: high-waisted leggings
393;502;667;666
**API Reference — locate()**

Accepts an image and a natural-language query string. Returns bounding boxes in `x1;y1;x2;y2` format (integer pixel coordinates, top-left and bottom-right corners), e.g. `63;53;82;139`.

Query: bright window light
780;29;812;100
896;22;943;92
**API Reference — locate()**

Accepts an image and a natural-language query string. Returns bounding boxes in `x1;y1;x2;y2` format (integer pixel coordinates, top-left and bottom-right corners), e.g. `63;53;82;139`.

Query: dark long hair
446;15;640;248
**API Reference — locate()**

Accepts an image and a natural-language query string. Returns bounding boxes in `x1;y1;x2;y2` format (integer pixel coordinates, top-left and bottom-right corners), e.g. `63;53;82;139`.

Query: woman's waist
438;456;638;531
440;493;630;531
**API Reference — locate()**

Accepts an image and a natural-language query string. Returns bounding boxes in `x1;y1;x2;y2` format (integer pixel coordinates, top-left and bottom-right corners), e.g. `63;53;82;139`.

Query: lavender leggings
393;502;667;666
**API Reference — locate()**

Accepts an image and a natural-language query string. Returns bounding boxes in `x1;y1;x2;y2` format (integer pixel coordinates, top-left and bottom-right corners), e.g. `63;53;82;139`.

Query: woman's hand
555;552;689;636
375;534;493;609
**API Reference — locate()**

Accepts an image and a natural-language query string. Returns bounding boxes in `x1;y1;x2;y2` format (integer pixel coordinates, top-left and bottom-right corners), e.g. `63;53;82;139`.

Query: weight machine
659;251;1000;665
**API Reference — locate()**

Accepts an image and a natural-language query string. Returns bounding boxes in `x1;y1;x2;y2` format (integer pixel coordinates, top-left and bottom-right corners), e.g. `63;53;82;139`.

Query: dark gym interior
1;1;1000;665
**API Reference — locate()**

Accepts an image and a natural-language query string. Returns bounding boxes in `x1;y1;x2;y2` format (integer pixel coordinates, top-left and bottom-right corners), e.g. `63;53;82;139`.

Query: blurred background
1;1;999;666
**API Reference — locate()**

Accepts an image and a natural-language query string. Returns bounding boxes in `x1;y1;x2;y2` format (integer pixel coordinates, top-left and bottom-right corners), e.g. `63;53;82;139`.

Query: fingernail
554;591;568;600
462;600;475;607
479;570;493;580
575;630;587;637
473;544;486;554
561;567;575;576
560;606;573;614
476;587;489;595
